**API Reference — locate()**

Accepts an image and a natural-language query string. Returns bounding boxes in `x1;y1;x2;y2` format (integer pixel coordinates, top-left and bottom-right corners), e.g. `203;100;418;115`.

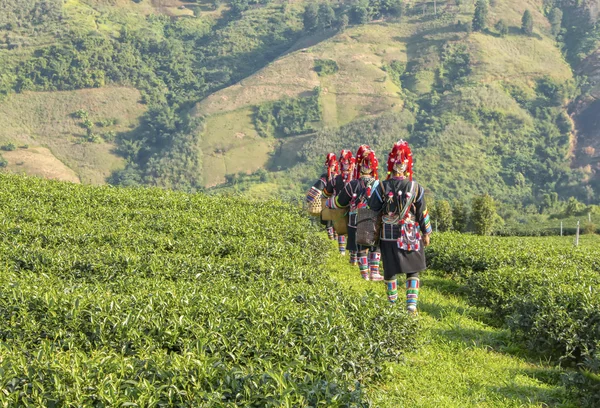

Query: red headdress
339;149;355;182
325;152;339;180
387;140;413;180
354;145;371;179
358;149;379;180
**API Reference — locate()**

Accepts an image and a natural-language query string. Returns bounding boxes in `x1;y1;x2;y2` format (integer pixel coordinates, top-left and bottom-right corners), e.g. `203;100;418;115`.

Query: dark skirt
347;226;358;251
380;239;426;280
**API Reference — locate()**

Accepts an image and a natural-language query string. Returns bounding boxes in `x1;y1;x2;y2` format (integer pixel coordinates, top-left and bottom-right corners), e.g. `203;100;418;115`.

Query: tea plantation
1;173;600;406
0;173;417;406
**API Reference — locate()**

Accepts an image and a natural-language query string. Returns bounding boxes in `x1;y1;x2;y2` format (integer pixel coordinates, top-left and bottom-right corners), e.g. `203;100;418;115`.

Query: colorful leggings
385;272;419;309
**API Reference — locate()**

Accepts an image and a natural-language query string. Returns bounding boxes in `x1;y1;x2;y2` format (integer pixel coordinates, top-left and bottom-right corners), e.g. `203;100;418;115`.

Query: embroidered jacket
323;174;348;198
368;177;431;241
329;177;377;228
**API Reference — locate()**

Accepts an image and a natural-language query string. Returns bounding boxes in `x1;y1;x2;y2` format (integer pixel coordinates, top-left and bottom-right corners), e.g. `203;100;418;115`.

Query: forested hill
0;0;599;211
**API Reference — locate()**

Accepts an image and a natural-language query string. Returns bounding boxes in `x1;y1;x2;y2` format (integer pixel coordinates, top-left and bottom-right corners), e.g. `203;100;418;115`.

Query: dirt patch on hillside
0;86;144;184
2;147;80;183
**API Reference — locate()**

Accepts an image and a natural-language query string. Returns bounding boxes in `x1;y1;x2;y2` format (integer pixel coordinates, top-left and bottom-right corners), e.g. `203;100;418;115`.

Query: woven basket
356;207;381;247
321;201;336;221
305;195;323;216
331;210;349;235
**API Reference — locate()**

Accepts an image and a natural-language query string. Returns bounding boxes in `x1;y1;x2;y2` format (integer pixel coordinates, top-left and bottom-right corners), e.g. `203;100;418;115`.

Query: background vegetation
0;0;599;230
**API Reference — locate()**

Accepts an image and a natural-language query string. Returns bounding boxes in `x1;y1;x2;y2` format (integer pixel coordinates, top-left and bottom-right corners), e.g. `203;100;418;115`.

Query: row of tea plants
427;233;600;405
0;174;417;406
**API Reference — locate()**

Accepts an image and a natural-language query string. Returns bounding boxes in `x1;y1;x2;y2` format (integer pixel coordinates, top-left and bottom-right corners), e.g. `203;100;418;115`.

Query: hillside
201;0;580;204
0;87;145;183
0;0;599;210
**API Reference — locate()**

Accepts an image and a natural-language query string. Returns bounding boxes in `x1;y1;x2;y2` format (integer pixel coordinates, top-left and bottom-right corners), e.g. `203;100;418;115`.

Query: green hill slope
198;0;587;207
0;0;599;209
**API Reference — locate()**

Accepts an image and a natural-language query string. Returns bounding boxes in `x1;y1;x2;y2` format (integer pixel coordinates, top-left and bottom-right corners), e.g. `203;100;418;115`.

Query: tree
318;3;336;29
472;0;488;32
521;9;533;35
336;13;349;31
303;3;319;32
452;200;468;232
434;200;453;232
471;194;497;235
495;19;508;37
230;0;249;15
349;0;371;24
565;196;583;216
549;7;562;37
381;0;404;17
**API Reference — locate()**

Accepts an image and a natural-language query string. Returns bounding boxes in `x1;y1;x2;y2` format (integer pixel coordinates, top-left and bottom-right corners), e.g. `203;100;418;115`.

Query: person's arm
414;184;432;245
327;181;354;209
322;177;335;198
306;175;327;202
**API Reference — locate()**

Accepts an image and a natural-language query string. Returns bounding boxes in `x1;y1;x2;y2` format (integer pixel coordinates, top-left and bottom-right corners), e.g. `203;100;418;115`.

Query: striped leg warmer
349;250;358;266
358;255;369;280
327;227;335;240
406;277;420;314
369;251;383;281
385;279;398;303
338;235;346;255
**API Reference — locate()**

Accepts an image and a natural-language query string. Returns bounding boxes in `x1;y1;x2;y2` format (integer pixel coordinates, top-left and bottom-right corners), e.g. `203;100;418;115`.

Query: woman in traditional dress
323;149;355;256
368;141;431;313
326;148;383;280
306;153;339;240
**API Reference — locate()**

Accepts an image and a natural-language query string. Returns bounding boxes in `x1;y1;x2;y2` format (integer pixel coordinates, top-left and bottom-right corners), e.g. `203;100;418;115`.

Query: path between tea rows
330;250;576;408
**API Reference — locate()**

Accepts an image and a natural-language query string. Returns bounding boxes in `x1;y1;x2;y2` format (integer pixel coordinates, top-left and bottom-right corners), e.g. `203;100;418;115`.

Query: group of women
305;141;432;314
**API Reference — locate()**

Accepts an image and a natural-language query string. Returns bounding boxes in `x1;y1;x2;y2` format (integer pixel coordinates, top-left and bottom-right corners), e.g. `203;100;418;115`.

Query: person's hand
423;233;431;247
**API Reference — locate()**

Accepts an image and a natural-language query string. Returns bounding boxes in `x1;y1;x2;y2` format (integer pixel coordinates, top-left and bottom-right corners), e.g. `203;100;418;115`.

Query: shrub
314;59;339;76
73;109;88;119
102;131;117;143
427;233;600;376
1;143;17;151
583;222;597;234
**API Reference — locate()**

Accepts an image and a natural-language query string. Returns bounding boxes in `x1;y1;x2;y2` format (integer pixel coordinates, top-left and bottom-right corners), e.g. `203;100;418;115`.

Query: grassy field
200;108;274;187
0;87;146;184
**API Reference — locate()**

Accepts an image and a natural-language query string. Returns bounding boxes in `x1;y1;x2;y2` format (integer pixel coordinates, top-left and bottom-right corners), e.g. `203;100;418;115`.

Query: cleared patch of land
200;108;273;187
1;147;80;183
0;87;146;184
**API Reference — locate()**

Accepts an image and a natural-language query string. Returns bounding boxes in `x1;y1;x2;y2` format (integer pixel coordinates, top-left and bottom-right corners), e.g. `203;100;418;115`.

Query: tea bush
427;233;600;374
0;174;417;406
